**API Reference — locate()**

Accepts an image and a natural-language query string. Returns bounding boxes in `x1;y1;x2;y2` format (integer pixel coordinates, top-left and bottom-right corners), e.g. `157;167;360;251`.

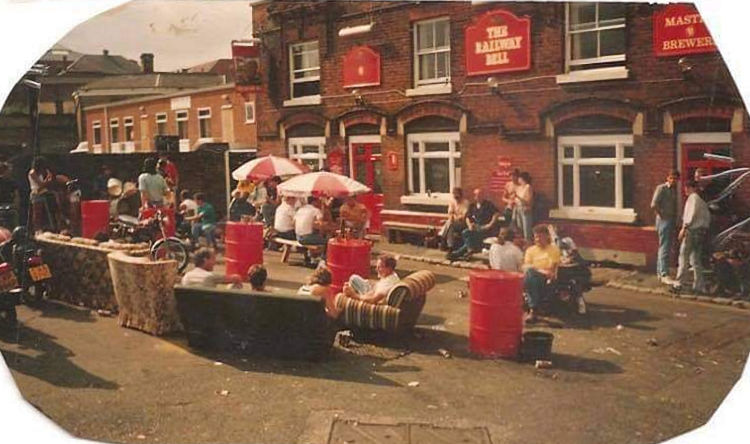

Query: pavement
1;249;750;444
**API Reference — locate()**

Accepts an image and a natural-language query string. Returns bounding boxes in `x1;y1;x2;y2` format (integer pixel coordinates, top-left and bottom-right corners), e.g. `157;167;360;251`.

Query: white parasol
231;155;310;181
276;172;371;198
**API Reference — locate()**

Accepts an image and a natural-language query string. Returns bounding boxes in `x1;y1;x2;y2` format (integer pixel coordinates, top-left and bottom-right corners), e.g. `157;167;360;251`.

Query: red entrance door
351;142;383;233
681;143;732;201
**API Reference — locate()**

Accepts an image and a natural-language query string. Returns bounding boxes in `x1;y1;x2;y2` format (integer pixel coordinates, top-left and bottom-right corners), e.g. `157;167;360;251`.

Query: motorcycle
0;226;53;309
108;208;189;273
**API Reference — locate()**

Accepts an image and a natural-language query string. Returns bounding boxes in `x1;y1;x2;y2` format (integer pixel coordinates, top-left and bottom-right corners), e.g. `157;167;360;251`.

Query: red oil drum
327;238;371;293
80;200;110;239
469;270;524;359
139;206;176;238
224;221;263;277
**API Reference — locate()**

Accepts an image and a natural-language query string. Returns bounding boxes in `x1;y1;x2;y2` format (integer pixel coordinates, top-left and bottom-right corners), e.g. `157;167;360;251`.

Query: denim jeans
452;227;490;256
524;268;548;309
192;223;216;247
298;232;327;259
518;209;533;241
348;275;371;295
656;216;674;277
676;228;708;293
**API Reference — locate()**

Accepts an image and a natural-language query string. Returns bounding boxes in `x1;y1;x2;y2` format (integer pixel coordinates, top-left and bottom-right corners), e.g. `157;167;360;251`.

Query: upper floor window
176;110;189;140
155;113;168;136
109;118;119;143
289;41;320;99
92;121;101;146
123;117;134;142
414;18;451;87
198;108;212;138
566;2;626;71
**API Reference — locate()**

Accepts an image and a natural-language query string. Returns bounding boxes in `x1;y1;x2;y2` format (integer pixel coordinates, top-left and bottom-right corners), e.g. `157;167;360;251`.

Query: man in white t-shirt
343;254;400;304
295;196;326;245
273;196;297;240
181;248;242;288
489;227;524;272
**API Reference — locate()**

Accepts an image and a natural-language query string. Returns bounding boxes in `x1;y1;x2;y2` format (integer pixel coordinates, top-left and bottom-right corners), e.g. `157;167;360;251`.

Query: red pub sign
342;46;381;88
653;4;717;57
465;9;531;76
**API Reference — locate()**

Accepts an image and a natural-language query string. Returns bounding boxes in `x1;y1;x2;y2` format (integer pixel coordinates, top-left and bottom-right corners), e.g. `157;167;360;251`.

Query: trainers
577;297;587;315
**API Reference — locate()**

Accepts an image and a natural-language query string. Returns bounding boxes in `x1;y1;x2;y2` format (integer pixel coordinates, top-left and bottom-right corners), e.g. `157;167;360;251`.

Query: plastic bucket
520;331;554;362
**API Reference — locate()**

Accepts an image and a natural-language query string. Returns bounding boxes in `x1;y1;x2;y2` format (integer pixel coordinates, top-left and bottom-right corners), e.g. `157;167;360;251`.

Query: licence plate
29;265;52;282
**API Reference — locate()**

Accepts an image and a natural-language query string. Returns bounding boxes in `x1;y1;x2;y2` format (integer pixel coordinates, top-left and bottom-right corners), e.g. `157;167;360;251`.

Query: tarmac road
1;256;749;444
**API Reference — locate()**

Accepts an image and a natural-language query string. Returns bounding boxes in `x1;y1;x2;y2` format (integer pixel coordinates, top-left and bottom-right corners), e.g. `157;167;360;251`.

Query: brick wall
83;87;258;153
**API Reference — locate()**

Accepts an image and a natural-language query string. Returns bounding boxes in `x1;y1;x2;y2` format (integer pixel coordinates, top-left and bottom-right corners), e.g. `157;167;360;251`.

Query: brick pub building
250;1;749;268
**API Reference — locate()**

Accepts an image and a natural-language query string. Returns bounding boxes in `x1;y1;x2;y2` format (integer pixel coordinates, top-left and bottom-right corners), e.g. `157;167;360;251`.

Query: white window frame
289;41;320;100
197;107;212;138
413;17;451;88
244;102;256;124
176;110;189;139
123;116;134;142
564;2;626;72
92;120;102;148
405;132;461;203
288;136;327;170
552;134;636;223
109;118;119;142
155;112;168;136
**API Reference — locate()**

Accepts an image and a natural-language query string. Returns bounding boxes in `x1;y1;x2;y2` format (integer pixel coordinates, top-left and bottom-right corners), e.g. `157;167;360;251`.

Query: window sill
555;66;629;84
400;194;451;206
549;207;637;224
405;84;452;97
283;95;322;107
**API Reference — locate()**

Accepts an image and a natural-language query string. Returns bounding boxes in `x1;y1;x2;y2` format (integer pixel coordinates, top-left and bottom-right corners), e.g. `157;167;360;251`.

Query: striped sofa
334;270;436;333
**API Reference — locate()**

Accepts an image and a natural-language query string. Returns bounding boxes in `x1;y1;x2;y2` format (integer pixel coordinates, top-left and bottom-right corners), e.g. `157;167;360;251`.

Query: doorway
678;132;733;201
349;135;383;233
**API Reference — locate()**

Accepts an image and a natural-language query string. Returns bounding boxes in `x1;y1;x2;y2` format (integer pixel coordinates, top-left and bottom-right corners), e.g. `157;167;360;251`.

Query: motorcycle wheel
24;281;50;306
151;238;189;273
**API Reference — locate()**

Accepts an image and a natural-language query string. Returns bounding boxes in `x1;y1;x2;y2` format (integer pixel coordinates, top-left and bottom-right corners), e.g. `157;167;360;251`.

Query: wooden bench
382;221;440;244
272;237;323;264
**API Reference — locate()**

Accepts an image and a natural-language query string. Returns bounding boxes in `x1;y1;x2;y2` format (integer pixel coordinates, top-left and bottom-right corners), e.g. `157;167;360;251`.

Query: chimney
102;49;109;56
140;53;154;74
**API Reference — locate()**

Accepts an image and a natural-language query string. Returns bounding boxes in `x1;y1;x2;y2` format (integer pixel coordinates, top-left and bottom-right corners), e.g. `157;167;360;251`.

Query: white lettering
665;13;703;27
662;36;714;51
485;25;509;39
474;36;523;54
486;51;510;65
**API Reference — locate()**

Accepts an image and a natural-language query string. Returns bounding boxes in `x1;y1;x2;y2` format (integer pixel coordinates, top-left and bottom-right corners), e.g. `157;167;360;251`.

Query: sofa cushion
385;283;410;308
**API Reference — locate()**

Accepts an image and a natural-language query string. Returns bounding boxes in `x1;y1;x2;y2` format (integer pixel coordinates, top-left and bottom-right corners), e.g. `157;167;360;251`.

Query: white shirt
181;267;222;287
295;204;323;237
180;198;198;215
489;242;524;272
373;272;400;298
274;202;296;232
682;192;711;230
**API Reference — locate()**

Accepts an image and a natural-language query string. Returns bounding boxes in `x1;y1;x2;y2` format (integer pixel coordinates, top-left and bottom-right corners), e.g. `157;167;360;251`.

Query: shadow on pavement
30;300;96;324
0;325;119;390
545;302;660;332
164;336;407;387
551;352;624;374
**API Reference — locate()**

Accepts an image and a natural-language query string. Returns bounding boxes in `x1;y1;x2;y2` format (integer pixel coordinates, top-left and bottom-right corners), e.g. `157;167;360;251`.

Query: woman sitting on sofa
298;267;339;318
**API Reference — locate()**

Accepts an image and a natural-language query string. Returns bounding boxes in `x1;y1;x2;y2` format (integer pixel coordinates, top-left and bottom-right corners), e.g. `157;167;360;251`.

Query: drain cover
328;420;492;444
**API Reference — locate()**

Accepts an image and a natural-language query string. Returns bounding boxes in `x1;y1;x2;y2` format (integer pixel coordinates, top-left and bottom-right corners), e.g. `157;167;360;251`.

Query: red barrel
327;238;371;293
224;221;263;277
139;206;176;238
469;270;524;359
80;200;110;239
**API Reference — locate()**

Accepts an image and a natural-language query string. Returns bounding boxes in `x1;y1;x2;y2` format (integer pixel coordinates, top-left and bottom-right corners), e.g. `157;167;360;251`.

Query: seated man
522;225;561;323
185;193;217;248
181;248;242;288
342;254;399;305
295;196;327;264
273;196;297;241
448;188;499;260
489;227;523;272
339;196;369;238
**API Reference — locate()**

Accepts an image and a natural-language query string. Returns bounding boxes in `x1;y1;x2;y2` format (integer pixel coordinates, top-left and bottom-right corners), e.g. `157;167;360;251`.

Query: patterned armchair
334;270;436;333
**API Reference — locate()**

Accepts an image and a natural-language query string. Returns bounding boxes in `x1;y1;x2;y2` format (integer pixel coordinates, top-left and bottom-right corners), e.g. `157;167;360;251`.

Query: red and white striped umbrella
277;172;371;198
231;155;310;181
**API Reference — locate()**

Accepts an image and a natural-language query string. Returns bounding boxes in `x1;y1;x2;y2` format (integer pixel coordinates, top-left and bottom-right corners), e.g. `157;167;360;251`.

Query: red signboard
465;10;531;76
232;40;262;89
488;156;513;193
653;4;717;57
342;46;381;88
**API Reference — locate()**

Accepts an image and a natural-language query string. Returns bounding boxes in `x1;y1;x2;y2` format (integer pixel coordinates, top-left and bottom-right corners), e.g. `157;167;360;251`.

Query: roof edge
83;83;238;111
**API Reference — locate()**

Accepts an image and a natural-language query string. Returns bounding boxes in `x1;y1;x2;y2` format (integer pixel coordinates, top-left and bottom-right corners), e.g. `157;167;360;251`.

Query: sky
58;0;253;72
